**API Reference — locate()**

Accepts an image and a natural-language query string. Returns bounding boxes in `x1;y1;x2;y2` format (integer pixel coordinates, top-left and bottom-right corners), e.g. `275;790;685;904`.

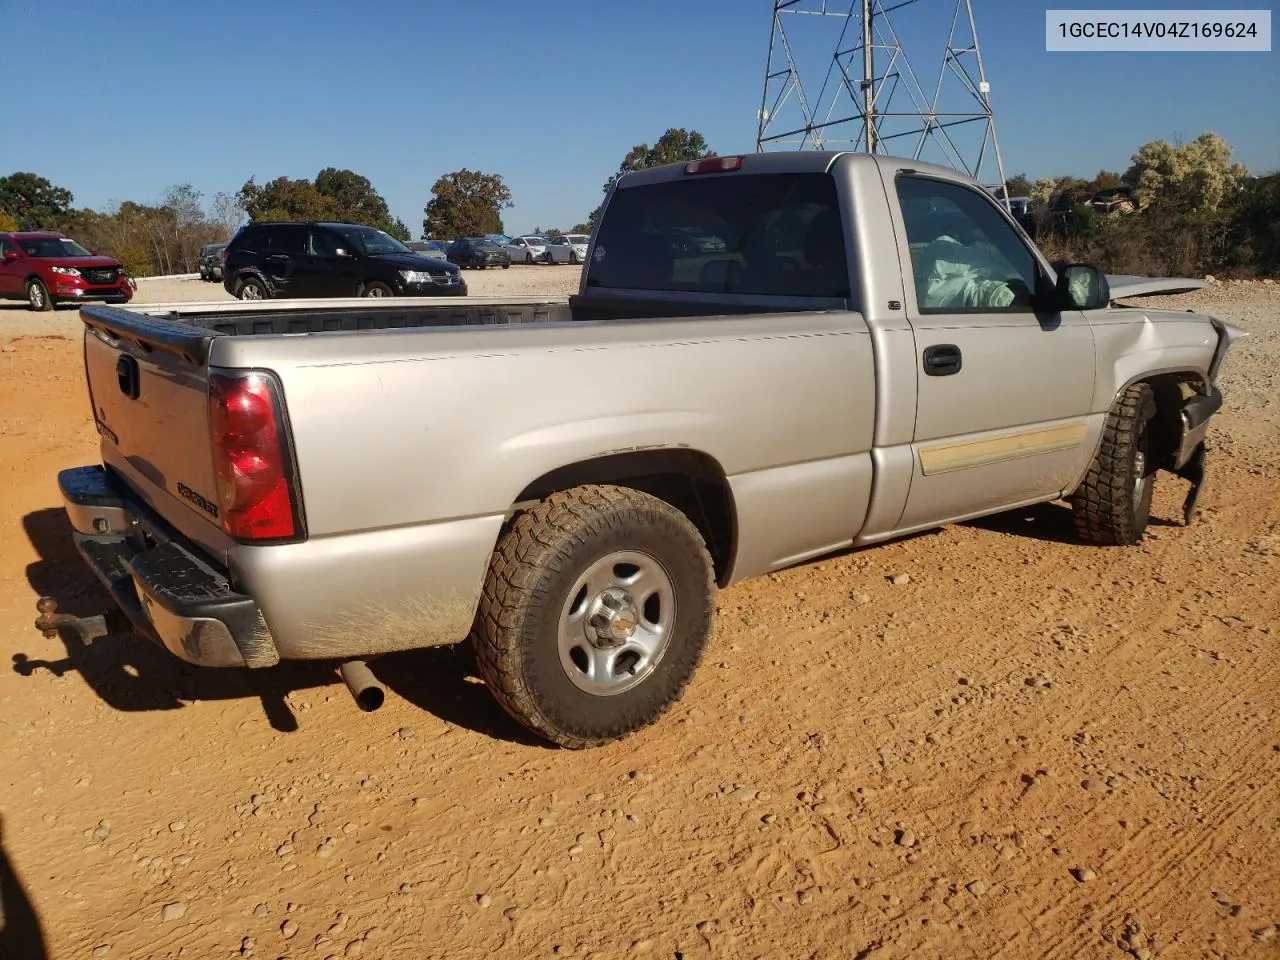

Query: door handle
922;344;962;376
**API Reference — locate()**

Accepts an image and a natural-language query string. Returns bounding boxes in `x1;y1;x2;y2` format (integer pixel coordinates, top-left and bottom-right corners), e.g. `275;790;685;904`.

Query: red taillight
219;248;228;261
683;155;744;175
209;372;299;541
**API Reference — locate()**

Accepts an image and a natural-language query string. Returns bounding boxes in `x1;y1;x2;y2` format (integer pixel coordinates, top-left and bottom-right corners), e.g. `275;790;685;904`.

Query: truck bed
113;291;835;340
125;298;575;336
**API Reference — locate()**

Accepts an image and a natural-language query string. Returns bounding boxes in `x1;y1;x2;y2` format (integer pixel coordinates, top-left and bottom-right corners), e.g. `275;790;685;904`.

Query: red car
0;231;135;311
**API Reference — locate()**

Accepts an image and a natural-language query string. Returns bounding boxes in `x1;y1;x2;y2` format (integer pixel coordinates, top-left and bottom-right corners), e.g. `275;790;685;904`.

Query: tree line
2;128;1274;278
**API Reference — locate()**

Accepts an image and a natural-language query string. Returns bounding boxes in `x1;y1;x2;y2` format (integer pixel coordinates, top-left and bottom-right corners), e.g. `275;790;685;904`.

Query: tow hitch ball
33;596;125;643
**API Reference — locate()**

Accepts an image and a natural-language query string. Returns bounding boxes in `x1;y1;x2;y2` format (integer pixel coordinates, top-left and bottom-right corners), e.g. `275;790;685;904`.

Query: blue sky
0;0;1274;236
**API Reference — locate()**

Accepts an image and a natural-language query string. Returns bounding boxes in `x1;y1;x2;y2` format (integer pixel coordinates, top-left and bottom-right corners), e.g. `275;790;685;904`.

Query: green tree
1123;132;1249;213
314;167;407;236
1090;170;1124;192
1000;173;1032;198
423;169;513;238
238;176;339;222
0;172;74;229
386;217;411;241
586;128;715;226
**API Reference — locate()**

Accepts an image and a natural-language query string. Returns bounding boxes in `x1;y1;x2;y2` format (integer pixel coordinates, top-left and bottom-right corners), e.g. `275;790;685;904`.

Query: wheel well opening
1141;373;1204;470
512;450;737;586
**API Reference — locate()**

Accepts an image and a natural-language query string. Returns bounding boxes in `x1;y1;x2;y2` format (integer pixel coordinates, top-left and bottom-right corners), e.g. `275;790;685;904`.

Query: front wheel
569;251;579;265
26;279;53;312
471;485;716;748
1071;382;1157;545
362;281;393;297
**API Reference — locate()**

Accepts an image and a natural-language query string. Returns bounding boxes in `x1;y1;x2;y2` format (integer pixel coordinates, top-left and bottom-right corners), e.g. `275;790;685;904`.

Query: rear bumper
59;465;279;669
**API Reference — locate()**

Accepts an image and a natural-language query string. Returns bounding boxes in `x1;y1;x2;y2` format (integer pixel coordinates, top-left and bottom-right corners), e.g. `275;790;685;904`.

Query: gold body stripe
918;422;1088;475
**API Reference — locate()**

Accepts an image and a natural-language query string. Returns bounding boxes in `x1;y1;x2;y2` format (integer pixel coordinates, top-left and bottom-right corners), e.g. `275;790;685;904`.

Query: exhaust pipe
339;660;385;712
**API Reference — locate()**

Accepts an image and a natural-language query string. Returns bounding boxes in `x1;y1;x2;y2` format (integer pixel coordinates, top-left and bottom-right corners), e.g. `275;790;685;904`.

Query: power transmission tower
756;0;1010;196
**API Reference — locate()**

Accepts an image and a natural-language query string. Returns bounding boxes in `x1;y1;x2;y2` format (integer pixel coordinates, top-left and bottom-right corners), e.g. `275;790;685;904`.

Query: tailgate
81;308;227;554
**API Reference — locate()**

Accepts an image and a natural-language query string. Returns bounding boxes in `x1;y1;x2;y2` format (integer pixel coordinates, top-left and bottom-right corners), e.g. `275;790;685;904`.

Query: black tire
1072;382;1157;545
502;263;510;269
569;251;579;265
26;279;53;312
361;281;394;297
471;485;716;749
236;277;269;301
525;253;534;265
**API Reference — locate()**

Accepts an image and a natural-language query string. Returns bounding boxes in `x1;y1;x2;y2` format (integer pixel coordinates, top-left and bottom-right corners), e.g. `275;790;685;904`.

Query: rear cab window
587;173;851;300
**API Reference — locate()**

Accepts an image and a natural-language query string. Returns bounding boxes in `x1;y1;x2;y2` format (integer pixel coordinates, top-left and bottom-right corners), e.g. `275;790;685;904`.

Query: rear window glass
587;173;850;299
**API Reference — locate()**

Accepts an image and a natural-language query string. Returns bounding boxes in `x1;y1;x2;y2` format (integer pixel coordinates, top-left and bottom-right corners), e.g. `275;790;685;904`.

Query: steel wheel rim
29;284;44;308
241;283;262;300
558;550;676;696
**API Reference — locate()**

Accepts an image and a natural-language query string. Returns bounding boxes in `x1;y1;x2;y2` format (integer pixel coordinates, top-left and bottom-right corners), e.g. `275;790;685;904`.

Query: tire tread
1072;383;1156;545
470;484;715;749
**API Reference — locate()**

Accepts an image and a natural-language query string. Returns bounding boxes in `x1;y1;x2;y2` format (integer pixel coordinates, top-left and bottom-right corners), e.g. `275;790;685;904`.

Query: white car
550;234;589;264
505;236;550;264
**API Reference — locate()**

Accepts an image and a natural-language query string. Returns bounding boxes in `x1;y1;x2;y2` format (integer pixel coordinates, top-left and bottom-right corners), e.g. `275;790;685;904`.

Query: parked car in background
406;240;449;260
504;235;552;264
447;237;511;270
222;221;467;299
199;243;227;281
0;231;135;311
552;234;590;263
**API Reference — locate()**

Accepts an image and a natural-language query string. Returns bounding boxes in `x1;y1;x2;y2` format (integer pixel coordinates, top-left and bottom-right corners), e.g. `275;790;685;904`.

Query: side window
309;229;342;257
895;176;1038;313
267;225;308;255
234;226;264;251
0;238;18;256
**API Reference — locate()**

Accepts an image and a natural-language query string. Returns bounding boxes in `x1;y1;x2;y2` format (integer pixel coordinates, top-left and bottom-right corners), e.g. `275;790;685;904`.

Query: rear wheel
236;277;268;301
471;485;716;748
26;279;52;312
362;281;394;297
1072;382;1157;545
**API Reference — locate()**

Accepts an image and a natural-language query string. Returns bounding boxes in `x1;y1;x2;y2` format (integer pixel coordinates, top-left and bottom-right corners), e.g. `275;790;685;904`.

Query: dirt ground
0;278;1276;960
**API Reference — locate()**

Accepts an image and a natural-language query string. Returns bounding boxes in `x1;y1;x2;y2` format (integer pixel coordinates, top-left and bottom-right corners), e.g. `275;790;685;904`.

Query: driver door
889;171;1097;530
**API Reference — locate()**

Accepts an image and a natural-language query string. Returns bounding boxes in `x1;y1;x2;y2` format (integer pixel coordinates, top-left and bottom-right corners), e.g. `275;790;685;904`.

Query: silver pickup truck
40;151;1245;748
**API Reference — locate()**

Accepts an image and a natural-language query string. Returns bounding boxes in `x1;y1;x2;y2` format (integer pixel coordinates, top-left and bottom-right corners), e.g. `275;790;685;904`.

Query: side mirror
90;248;99;256
2;250;16;262
334;247;348;257
1054;263;1110;311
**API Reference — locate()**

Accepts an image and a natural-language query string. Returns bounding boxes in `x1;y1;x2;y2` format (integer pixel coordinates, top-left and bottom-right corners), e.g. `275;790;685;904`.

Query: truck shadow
16;508;537;744
371;645;553;749
967;501;1183;544
0;812;49;960
15;508;333;733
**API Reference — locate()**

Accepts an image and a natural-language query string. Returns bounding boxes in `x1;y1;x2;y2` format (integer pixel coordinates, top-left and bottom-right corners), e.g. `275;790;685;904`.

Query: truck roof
615;150;974;189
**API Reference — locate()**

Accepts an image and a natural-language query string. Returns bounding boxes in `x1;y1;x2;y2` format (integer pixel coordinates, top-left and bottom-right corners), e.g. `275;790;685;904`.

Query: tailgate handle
116;355;140;399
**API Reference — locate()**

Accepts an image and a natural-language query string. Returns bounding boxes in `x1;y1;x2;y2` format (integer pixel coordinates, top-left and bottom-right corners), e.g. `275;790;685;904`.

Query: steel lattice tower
756;0;1010;194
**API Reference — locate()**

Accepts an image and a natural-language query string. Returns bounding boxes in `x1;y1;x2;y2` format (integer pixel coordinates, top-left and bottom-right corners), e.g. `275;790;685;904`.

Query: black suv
446;237;511;270
222;222;467;300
